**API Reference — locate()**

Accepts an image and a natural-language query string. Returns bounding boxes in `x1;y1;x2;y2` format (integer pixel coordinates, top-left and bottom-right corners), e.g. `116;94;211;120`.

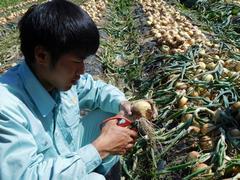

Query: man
0;0;137;179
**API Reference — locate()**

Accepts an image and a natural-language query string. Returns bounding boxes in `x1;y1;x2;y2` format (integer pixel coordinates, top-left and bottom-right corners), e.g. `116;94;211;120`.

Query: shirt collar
18;61;56;117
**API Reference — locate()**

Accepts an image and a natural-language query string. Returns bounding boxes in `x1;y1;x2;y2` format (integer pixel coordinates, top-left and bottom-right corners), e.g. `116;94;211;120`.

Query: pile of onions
139;0;215;54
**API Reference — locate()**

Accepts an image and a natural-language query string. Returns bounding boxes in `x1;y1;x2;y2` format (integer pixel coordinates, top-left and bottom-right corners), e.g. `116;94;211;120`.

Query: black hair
18;0;99;66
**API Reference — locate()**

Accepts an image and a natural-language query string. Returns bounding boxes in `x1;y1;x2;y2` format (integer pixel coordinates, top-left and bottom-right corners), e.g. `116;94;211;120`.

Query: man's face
42;52;85;91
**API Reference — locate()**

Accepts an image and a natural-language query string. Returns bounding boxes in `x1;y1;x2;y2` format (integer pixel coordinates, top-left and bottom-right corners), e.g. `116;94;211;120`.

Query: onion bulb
187;151;200;161
198;62;206;69
188;126;200;135
178;96;188;108
131;100;157;121
175;82;188;89
200;135;214;151
192;163;210;173
231;101;240;111
230;128;240;137
202;74;214;82
181;113;193;122
200;123;216;135
224;165;240;177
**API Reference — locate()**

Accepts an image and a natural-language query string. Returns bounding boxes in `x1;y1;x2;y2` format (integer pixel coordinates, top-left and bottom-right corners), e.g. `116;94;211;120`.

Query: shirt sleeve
0;107;102;180
76;73;127;114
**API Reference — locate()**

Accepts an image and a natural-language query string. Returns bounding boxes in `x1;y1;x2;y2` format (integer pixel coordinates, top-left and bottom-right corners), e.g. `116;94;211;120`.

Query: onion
231;101;240;111
188;126;200;135
178;96;188;108
225;165;240;177
161;45;170;53
230;128;240;137
175;82;188;89
225;58;233;64
192;163;209;173
191;91;199;97
214;55;220;60
187;151;200;161
200;135;214;151
202;74;214;82
207;62;216;70
198;62;206;69
181;113;193;122
131;100;157;121
235;63;240;72
200;123;216;135
199;49;206;57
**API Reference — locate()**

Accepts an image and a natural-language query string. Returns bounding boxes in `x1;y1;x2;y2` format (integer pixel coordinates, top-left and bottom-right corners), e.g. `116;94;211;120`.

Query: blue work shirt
0;61;126;179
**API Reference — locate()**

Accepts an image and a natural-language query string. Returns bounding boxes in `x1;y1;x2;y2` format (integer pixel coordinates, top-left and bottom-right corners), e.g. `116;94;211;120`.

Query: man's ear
34;46;51;66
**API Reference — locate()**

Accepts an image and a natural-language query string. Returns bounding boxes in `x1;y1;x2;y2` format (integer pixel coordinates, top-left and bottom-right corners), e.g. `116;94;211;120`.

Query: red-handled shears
101;114;133;127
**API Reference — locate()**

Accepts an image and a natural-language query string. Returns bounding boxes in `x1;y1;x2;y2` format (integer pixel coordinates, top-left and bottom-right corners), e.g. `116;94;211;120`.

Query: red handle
101;114;132;127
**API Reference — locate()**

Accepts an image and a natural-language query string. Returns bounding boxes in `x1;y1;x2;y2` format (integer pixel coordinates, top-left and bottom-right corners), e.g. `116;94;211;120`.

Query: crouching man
0;0;137;179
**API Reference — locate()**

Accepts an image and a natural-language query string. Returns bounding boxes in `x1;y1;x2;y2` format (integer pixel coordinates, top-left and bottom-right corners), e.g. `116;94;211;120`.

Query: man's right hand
92;119;137;159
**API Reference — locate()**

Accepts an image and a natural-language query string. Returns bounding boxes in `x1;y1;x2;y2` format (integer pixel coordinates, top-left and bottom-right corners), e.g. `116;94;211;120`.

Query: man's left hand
119;100;132;116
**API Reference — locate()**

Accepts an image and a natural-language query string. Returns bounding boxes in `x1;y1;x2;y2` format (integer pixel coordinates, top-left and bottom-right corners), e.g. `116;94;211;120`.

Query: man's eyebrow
72;58;84;62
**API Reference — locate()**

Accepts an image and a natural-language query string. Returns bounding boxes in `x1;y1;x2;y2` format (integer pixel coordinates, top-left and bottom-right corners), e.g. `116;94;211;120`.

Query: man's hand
92;119;137;159
120;99;158;121
119;100;132;116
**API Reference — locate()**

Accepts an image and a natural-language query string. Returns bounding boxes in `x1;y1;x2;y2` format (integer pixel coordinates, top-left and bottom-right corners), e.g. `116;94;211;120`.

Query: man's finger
119;110;125;115
127;129;138;138
126;143;134;149
103;118;118;127
120;101;132;115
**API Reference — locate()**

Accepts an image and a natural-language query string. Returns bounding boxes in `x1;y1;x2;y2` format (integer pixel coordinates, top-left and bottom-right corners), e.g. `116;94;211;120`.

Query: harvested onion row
0;0;45;25
0;9;27;25
0;0;38;13
81;0;107;23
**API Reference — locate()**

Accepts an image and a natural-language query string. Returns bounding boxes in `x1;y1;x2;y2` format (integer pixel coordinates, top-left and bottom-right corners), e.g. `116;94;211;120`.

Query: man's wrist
92;140;110;159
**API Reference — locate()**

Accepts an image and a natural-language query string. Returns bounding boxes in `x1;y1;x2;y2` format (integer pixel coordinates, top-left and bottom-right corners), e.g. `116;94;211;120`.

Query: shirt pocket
61;96;81;127
29;115;53;155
